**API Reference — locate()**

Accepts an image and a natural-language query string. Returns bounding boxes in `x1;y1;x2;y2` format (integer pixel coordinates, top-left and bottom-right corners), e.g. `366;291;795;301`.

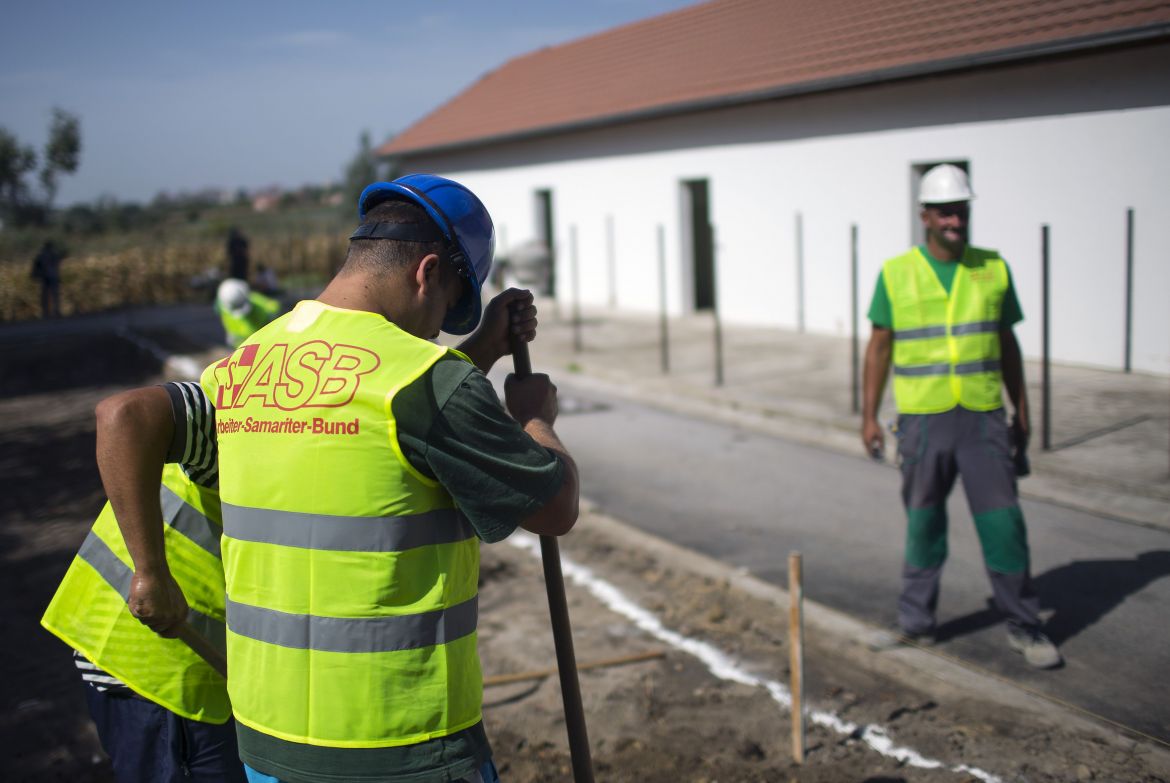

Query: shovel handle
176;622;227;678
509;305;594;783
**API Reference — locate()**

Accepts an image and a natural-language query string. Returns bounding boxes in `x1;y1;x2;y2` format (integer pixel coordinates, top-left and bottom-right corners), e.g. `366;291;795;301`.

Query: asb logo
212;341;380;411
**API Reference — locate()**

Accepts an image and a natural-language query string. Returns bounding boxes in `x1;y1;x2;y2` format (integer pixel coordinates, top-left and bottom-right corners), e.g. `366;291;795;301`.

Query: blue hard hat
357;174;495;335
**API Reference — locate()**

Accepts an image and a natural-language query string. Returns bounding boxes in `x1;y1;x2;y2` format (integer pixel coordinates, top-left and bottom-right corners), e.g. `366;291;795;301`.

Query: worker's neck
317;273;406;325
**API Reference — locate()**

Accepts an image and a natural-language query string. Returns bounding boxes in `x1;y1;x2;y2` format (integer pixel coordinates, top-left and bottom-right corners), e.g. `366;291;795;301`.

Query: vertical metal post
796;212;805;333
1042;224;1052;451
712;224;724;387
571;224;582;353
606;214;617;308
850;224;860;414
1124;208;1134;373
788;552;805;764
657;224;670;374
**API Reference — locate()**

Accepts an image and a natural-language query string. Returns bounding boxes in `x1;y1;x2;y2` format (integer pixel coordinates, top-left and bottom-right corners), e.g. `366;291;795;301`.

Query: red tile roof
379;0;1170;156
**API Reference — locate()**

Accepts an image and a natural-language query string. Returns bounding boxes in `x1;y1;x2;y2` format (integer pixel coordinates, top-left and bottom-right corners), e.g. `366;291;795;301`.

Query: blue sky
0;1;697;206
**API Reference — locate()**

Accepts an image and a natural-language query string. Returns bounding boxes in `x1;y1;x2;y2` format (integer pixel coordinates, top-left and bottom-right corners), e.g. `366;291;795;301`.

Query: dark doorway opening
683;179;714;311
534;189;556;297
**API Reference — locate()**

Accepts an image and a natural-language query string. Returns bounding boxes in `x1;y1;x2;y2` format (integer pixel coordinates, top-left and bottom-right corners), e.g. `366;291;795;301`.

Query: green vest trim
884;247;1008;414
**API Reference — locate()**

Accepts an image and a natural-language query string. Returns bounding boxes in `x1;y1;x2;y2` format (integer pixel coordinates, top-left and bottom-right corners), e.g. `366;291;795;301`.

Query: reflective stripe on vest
893;359;1003;376
162;482;222;557
78;530;226;655
884;247;1009;414
40;464;229;723
203;300;483;749
226;594;478;653
222;503;473;552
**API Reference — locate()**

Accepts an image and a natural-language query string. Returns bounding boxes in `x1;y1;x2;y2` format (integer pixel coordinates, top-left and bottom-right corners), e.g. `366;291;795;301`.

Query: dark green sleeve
867;271;892;328
1001;264;1023;327
393;357;564;544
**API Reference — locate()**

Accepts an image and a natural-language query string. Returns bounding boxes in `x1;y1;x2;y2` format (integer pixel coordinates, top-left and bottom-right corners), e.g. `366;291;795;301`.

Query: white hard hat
217;278;252;318
919;164;974;204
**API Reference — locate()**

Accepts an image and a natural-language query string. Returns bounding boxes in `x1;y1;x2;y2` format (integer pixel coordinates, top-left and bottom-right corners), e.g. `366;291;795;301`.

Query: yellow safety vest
884;246;1009;414
200;300;482;749
219;292;281;348
41;464;229;723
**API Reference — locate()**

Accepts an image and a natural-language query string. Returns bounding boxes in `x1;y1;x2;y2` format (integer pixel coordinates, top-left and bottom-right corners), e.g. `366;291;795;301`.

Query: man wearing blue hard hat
101;174;580;783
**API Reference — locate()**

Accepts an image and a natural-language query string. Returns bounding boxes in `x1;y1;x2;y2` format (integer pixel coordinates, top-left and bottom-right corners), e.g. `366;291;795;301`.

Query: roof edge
380;21;1170;160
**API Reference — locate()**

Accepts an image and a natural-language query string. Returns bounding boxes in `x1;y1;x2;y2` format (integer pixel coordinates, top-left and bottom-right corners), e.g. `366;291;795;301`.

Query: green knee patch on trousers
973;506;1029;573
905;506;948;568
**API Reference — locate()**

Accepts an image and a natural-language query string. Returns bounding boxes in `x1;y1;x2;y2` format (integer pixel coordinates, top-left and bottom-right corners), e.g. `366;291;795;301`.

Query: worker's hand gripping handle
508;303;594;783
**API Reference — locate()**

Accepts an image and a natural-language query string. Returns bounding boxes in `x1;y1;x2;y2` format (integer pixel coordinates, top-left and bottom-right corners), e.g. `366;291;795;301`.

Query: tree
342;131;389;210
40;108;82;209
0;107;81;226
0;128;38;222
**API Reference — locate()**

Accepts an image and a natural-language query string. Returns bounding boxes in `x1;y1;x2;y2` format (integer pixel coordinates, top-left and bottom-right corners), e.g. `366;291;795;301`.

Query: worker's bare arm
861;326;893;453
519;421;580;536
95;386;189;637
999;328;1029;445
457;288;537;373
505;373;579;536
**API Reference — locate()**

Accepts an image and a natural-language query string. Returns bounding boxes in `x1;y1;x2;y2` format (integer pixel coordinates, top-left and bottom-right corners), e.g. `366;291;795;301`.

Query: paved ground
517;297;1170;531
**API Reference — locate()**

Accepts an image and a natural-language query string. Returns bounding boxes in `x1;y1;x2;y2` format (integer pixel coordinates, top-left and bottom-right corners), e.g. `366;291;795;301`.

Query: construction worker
109;174;578;782
41;381;246;782
215;277;281;347
861;163;1061;669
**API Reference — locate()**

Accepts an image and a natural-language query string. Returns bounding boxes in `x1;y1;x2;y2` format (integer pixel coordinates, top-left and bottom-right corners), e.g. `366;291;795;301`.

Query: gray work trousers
895;406;1041;635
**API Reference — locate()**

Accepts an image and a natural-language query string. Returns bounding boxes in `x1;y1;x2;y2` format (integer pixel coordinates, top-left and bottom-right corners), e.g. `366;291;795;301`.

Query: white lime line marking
509;533;1002;783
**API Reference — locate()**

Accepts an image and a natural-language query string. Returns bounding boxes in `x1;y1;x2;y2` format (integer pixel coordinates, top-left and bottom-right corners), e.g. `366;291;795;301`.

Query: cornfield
0;233;348;322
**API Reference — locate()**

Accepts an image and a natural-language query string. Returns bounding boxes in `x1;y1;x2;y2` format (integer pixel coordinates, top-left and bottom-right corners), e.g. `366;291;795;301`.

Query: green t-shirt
174;357;563;783
867;245;1023;329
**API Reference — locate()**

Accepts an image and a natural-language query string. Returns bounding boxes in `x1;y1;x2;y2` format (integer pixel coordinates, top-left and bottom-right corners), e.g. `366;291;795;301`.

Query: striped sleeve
163;381;218;488
73;650;131;693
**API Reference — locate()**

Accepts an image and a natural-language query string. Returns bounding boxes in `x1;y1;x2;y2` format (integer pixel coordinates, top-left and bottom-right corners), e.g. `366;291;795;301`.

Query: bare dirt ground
3;330;1169;782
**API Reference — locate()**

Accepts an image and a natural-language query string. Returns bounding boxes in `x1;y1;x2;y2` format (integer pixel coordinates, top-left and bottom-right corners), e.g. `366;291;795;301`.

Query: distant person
214;278;281;348
861;163;1061;669
226;227;250;281
30;240;66;318
253;263;280;296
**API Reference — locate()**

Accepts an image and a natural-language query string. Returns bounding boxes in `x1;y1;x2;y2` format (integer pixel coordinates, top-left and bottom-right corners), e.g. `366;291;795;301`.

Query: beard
930;226;967;255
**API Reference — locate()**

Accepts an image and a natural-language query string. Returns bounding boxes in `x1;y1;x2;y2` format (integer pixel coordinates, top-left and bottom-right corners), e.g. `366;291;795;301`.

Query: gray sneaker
1007;626;1062;669
867;627;936;651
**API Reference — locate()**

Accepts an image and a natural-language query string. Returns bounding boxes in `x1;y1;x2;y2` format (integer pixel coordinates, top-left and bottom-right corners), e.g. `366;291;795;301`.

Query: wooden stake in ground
510;307;595;783
789;551;805;763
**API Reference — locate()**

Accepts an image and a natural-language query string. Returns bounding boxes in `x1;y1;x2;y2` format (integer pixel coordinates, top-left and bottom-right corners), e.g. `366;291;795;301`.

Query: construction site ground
2;315;1169;783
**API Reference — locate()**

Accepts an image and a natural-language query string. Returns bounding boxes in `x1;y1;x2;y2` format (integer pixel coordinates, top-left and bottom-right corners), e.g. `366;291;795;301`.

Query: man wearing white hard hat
861;164;1061;669
214;278;281;348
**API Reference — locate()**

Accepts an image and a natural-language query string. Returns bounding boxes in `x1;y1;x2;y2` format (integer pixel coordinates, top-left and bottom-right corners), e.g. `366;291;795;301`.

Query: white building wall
402;45;1170;375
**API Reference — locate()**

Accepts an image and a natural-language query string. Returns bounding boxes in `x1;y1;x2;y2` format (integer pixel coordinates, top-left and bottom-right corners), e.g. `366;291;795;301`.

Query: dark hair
340;199;447;276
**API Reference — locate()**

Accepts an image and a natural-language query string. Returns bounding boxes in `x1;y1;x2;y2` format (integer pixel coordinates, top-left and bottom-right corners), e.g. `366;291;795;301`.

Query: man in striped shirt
43;381;245;782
